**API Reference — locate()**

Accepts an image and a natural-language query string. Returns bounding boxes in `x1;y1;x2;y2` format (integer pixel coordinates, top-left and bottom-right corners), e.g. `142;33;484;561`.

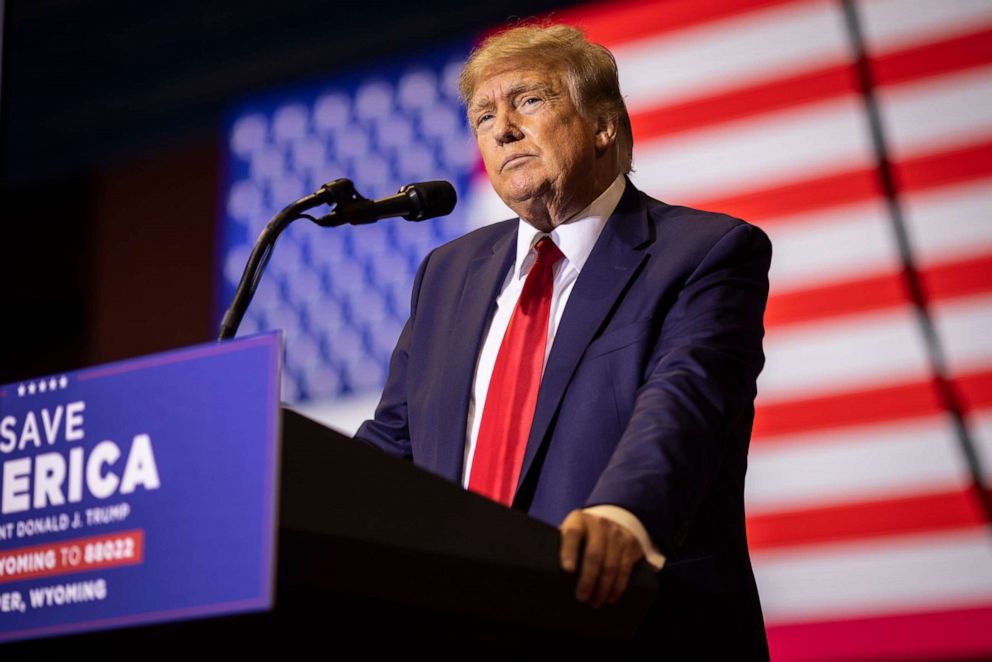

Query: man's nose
494;111;523;145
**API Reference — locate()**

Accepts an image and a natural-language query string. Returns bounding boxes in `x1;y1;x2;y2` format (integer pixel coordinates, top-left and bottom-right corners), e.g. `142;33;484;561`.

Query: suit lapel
513;182;653;503
434;224;517;483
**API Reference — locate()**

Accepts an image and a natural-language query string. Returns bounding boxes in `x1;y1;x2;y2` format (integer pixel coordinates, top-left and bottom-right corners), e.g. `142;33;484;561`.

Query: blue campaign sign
0;333;281;643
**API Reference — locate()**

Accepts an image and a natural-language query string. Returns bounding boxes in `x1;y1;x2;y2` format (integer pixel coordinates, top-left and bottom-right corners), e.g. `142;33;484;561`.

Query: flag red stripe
632;28;992;143
631;64;856;144
766;254;992;328
549;0;802;49
684;167;881;224
922;253;992;302
755;378;941;439
754;369;992;440
895;140;992;194
766;271;908;328
747;488;989;551
956;370;992;415
691;139;992;223
766;604;992;661
873;27;992;87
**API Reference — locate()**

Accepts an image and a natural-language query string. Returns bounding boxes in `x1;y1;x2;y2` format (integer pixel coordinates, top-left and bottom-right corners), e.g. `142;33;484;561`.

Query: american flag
504;0;990;659
220;1;992;658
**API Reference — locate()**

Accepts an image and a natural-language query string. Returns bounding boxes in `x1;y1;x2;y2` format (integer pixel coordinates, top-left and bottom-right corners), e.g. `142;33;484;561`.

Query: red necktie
469;236;564;505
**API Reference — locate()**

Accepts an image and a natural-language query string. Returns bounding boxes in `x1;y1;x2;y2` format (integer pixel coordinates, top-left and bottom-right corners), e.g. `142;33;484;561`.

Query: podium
0;336;657;655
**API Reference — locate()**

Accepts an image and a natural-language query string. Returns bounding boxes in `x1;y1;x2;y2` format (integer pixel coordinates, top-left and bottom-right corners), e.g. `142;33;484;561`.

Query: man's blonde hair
458;24;634;175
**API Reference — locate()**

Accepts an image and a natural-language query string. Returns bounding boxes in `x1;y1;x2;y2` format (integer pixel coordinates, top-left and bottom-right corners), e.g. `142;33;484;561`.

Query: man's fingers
606;543;643;605
559;510;587;573
560;511;646;607
589;527;622;608
575;516;606;603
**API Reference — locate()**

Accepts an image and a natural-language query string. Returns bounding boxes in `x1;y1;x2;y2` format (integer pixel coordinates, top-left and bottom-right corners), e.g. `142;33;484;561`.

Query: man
356;24;771;658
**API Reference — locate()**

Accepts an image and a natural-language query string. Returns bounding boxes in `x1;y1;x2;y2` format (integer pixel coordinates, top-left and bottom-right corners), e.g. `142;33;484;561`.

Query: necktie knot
533;236;563;268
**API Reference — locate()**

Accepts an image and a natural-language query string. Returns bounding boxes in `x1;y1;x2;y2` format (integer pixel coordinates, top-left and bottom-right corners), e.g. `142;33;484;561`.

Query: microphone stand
219;178;454;341
217;178;359;341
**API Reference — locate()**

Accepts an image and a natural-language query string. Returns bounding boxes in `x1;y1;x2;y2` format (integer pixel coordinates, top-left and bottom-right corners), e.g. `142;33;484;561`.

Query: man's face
469;64;601;226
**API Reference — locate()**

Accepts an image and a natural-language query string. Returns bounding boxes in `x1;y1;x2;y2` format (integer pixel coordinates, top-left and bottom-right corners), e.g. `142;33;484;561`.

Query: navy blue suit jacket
356;180;771;657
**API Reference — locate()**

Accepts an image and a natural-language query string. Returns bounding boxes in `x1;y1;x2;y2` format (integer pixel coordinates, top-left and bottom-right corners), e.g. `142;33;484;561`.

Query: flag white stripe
880;67;992;161
612;0;992;114
934;293;992;375
631;95;872;202
632;69;992;203
753;527;992;624
745;411;992;514
861;0;992;53
761;295;992;402
906;180;992;269
613;0;850;111
766;200;898;292
759;305;931;401
763;180;992;294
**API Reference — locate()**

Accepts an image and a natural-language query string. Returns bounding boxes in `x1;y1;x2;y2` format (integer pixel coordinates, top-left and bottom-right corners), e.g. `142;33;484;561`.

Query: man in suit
356;24;771;657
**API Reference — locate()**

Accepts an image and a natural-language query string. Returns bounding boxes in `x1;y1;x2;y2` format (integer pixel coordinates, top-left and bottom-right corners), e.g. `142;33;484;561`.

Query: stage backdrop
217;1;992;659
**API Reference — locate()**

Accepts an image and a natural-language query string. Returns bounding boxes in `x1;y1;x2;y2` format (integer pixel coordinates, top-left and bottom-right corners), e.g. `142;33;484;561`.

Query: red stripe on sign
630;28;992;144
766;253;992;328
766;604;992;661
548;0;803;49
754;370;992;440
0;530;144;584
747;488;989;551
873;27;992;87
693;140;992;223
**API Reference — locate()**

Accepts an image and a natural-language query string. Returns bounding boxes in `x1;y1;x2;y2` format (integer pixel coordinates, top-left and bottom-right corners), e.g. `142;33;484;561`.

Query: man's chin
496;180;550;207
497;193;542;220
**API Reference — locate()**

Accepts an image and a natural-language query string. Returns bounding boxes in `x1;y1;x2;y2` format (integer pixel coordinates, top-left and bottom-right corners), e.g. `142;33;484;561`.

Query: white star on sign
28;382;36;395
59;375;68;389
49;378;57;390
17;384;25;397
38;381;47;393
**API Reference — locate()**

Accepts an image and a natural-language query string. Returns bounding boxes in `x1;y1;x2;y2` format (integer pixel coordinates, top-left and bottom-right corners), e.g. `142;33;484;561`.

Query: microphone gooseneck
218;178;457;341
313;180;457;226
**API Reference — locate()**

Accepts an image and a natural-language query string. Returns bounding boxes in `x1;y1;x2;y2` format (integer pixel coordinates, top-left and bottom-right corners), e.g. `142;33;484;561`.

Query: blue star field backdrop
219;41;479;405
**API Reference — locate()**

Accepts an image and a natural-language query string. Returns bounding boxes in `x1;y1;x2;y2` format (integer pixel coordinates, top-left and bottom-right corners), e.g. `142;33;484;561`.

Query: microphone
315;180;457;226
218;178;456;340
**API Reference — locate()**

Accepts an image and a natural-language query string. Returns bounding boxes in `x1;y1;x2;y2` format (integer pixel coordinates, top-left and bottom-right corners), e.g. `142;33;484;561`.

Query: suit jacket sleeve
353;249;434;460
583;222;772;558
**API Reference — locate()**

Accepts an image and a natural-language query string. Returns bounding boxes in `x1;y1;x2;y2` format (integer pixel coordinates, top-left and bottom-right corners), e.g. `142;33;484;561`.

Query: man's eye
477;113;494;126
524;97;542;106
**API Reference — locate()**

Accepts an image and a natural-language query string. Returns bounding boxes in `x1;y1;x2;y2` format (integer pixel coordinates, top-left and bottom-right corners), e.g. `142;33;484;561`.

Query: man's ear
594;113;619;153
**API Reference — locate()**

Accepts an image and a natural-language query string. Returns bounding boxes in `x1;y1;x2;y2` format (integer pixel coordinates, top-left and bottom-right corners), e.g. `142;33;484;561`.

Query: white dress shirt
461;174;665;570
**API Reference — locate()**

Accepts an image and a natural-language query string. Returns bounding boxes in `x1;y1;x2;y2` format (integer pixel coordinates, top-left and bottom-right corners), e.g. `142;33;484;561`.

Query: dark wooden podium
7;407;657;656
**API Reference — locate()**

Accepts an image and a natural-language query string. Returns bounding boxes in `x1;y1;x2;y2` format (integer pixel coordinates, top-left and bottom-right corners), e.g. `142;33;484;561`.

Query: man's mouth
500;154;534;172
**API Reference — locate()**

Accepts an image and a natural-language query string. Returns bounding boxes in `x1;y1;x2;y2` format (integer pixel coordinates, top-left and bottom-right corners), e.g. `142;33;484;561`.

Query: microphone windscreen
402;180;457;221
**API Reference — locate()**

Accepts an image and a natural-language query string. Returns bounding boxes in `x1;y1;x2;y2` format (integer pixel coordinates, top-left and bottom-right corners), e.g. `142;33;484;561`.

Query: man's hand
559;509;645;608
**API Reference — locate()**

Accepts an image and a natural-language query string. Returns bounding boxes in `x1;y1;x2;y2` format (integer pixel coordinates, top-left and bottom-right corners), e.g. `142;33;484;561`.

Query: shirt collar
513;173;627;279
